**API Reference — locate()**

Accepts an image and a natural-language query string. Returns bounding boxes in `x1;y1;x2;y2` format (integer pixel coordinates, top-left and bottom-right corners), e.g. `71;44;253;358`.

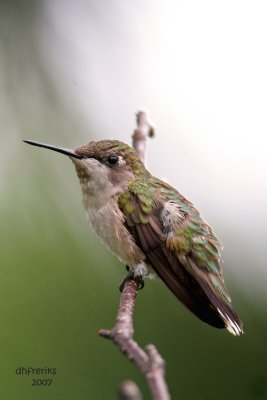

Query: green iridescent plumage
118;169;240;330
120;175;222;271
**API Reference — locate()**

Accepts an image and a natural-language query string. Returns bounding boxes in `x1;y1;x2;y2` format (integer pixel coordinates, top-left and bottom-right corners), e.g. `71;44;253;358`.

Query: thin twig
99;111;170;400
132;110;155;164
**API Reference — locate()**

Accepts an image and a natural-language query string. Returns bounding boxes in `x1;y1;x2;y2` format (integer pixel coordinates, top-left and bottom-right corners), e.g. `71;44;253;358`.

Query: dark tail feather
186;257;244;336
134;222;243;334
147;246;225;329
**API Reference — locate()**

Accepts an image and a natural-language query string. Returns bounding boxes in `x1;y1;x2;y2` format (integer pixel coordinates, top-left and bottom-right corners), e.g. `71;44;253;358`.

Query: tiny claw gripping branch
119;268;145;292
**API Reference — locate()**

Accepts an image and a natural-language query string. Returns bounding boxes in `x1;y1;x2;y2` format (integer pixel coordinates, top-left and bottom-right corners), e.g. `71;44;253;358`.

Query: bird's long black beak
23;140;83;159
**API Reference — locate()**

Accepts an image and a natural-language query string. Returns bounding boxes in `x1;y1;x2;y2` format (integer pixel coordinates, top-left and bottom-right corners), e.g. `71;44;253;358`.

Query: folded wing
119;181;243;335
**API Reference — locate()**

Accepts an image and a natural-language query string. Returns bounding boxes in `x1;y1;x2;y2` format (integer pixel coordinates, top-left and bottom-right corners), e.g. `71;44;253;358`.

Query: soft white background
40;0;267;299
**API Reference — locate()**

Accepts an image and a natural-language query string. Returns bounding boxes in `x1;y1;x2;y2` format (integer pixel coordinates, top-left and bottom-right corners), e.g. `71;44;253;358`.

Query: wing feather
135;221;225;328
119;183;243;334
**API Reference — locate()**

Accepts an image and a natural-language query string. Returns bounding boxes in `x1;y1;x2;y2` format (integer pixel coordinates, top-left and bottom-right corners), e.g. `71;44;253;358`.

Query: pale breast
72;157;145;266
86;201;145;267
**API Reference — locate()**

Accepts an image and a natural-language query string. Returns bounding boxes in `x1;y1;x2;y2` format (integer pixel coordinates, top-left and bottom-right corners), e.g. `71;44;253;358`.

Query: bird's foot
119;266;145;292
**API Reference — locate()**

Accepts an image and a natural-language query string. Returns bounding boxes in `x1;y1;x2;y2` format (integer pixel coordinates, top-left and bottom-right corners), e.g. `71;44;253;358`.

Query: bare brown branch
99;111;170;400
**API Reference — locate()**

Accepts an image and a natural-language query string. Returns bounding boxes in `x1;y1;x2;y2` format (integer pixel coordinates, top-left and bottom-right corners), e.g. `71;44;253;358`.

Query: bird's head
24;139;149;203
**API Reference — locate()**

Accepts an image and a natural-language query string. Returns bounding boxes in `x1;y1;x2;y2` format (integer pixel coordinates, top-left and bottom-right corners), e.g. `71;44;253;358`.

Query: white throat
72;158;118;208
71;157;134;209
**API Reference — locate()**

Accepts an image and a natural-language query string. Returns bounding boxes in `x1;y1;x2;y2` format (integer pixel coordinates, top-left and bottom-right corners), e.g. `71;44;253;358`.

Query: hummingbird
24;138;243;336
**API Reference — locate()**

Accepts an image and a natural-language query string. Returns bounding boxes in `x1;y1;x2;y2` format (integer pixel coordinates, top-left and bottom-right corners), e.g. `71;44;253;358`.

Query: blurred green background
1;1;267;399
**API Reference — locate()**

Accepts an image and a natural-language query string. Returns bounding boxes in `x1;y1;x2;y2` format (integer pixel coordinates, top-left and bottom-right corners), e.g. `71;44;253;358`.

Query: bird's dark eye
107;155;119;166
